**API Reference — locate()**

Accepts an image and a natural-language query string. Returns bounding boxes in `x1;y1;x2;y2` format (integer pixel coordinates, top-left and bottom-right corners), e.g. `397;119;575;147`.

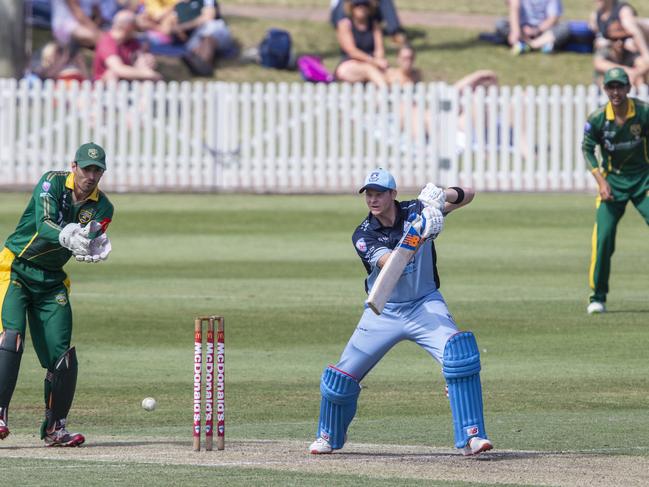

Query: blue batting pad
317;366;361;449
442;331;488;448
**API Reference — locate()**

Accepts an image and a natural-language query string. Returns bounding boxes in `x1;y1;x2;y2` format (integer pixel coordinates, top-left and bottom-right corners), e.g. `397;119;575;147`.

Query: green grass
1;192;648;483
0;459;511;487
219;17;597;86
226;0;649;19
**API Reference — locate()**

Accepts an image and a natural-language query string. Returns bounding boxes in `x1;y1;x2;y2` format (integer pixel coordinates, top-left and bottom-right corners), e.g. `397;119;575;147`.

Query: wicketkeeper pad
41;347;78;438
442;331;488;449
0;329;24;407
317;366;361;449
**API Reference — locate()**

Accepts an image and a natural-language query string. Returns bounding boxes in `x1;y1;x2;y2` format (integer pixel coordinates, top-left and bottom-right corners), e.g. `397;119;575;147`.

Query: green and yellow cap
74;142;106;170
603;68;630;87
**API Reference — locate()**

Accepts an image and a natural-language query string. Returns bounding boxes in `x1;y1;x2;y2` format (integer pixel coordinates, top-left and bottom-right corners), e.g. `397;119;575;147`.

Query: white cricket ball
141;397;157;411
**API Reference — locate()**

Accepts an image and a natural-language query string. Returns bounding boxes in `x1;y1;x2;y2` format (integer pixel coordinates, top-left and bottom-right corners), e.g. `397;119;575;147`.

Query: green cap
603;68;630;86
74;142;106;170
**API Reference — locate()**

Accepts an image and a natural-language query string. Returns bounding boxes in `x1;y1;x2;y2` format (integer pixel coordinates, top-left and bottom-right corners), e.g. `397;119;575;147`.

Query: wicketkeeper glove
417;183;446;211
58;223;91;255
74;233;112;263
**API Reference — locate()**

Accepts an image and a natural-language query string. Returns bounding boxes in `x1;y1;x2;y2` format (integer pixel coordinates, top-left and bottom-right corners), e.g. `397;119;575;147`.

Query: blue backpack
259;29;292;69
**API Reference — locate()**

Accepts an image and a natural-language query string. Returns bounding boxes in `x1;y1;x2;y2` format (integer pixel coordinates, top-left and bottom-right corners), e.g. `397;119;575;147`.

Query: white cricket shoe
462;437;493;456
587;301;606;314
309;437;333;454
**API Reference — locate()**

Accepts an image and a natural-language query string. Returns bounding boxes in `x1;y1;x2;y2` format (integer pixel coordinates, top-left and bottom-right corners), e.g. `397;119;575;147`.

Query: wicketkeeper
309;168;493;456
0;142;114;446
582;68;649;314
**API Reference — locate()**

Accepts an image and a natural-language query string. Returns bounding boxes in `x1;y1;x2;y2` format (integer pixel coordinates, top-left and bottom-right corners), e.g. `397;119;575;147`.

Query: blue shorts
186;19;233;53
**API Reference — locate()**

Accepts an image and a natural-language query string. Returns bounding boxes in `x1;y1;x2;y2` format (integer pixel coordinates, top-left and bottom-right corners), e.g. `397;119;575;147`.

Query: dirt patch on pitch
2;436;648;486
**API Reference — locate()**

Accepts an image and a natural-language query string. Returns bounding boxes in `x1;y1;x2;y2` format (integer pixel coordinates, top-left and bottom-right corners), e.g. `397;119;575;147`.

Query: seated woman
590;0;649;86
137;0;178;43
335;0;388;86
331;0;408;47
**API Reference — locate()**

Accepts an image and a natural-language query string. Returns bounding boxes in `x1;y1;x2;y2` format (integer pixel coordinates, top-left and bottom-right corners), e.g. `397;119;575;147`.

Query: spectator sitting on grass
385;45;420;85
590;0;649;86
34;41;90;83
170;0;234;75
52;0;106;48
136;0;179;42
92;10;162;82
384;45;424;140
335;0;388;87
495;0;571;55
331;0;408;47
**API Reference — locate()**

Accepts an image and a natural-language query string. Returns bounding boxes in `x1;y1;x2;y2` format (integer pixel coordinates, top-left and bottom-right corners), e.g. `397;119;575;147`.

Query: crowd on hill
27;0;649;88
331;0;649;88
30;0;235;82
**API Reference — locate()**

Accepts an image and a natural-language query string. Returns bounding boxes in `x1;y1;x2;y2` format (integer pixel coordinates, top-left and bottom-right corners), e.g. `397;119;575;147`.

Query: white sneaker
587;301;606;314
462;437;493;456
309;437;333;454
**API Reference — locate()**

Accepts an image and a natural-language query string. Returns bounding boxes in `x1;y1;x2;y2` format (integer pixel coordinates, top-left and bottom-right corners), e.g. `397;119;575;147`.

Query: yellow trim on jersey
605;99;636;121
588;197;602;290
25;246;65;261
18;233;39;258
0;248;17;332
65;173;99;202
65;172;74;190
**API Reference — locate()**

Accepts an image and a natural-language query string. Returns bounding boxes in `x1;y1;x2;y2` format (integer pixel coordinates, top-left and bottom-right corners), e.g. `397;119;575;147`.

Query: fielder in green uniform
0;142;113;446
582;67;649;314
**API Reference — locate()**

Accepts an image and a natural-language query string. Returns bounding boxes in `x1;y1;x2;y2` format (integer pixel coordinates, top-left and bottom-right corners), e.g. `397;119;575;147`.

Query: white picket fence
1;78;647;193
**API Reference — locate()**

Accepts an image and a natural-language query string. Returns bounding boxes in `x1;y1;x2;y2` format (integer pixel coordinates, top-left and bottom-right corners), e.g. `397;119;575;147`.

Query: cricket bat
366;222;424;315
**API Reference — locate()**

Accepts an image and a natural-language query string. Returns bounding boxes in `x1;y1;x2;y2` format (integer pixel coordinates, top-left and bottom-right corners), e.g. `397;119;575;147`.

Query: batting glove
417;183;446;211
411;207;444;241
409;207;444;241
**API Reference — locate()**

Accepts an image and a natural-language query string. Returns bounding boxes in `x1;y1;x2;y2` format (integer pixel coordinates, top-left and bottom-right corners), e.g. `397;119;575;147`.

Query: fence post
561;85;574;190
537;85;549;191
486;84;498;190
573;85;587;191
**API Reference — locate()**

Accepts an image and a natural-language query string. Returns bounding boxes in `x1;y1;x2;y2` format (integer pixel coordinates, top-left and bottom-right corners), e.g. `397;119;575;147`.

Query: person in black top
590;0;649;86
334;0;388;86
330;0;407;47
171;0;234;75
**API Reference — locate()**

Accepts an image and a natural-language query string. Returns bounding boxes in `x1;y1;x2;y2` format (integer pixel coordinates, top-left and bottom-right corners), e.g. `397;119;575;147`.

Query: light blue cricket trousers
335;290;458;380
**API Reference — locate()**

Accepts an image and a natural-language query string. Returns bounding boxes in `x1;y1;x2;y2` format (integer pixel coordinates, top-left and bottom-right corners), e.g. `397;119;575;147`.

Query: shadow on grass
336;449;620;462
0;439;190;450
603;309;649;314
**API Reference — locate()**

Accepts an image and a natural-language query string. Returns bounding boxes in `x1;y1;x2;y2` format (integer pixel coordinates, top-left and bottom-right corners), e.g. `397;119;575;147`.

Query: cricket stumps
193;316;225;451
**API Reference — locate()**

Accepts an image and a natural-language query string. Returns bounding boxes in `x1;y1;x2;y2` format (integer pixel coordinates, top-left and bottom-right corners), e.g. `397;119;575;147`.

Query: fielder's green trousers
589;171;649;303
0;248;72;370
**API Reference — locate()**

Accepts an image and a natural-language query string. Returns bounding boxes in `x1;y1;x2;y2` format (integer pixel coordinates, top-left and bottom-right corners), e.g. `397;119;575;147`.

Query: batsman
582;68;649;314
0;142;113;446
309;168;492;456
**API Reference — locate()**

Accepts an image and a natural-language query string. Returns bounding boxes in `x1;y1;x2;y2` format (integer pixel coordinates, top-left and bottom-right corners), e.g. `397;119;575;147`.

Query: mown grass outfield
0;191;648;486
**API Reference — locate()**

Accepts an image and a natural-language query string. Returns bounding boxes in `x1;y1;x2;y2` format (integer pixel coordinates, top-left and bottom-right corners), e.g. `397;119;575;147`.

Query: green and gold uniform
582;97;649;303
0;171;113;428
